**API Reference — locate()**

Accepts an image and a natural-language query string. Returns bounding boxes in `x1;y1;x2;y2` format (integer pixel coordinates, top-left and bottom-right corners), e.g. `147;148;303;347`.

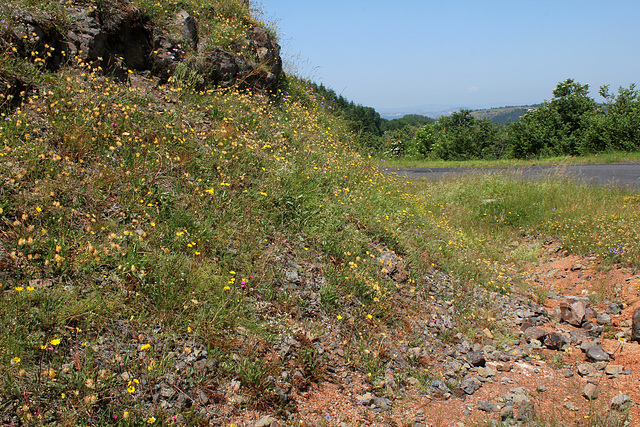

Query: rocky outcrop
196;25;282;90
2;1;282;91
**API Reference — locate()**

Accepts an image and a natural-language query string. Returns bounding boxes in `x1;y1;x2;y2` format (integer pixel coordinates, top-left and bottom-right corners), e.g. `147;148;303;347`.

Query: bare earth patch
228;247;640;427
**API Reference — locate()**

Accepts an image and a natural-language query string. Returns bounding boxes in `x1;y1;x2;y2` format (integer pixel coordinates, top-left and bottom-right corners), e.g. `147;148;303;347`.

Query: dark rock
543;332;564;350
477;401;495;412
515;308;535;318
516;401;536;422
596;313;613;326
605;365;623;376
583;321;604;337
632;307;640;342
560;297;586;326
610;394;633;411
520;321;534;331
500;404;514;420
496;363;512;372
524;327;547;341
569;328;588;344
467;350;485;367
0;72;32;113
197;47;240;88
8;3;281;90
372;396;393;410
577;363;594;377
355;392;374;406
252;416;278;427
580;340;597;352
606;302;623;316
583;383;597;400
586;345;610;362
563;401;579;411
428;379;451;398
461;377;482;395
175;10;198;47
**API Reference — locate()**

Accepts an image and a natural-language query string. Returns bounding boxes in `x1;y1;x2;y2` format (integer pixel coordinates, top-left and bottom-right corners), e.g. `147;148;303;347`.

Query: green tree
581;84;640;153
410;110;502;160
507;78;599;158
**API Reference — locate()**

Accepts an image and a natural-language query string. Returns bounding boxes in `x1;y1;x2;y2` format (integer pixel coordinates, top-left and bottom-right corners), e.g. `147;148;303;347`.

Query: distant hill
470;105;539;124
379;104;539;122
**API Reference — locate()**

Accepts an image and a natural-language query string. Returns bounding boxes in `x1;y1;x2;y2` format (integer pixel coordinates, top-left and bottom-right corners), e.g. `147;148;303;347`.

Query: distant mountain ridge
380;104;538;124
470;105;539;124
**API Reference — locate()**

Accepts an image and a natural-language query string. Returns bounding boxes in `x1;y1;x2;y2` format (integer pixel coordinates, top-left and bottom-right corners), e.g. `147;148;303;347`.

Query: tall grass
398;169;640;289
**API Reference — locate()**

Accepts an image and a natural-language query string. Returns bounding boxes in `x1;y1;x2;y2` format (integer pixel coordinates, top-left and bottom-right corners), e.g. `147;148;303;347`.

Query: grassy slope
0;1;439;423
2;1;640;425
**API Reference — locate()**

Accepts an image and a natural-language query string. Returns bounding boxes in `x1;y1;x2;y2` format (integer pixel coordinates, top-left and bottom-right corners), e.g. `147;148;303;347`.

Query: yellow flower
14;286;24;292
12;357;20;364
337;315;343;320
140;343;151;351
50;338;61;346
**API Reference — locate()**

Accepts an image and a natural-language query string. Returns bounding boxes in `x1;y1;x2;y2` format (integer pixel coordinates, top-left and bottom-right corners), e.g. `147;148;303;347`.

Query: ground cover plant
2;0;640;426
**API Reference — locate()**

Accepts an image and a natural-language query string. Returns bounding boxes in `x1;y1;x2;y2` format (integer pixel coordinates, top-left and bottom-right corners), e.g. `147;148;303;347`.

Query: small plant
237;358;272;395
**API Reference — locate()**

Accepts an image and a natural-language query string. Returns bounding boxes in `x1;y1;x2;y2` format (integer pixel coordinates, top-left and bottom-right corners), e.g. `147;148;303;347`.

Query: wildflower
12;357;20;364
50;338;61;346
337;315;343;320
141;343;151;351
14;286;24;292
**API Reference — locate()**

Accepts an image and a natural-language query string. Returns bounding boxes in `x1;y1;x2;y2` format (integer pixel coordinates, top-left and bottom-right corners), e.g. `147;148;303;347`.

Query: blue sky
260;1;640;113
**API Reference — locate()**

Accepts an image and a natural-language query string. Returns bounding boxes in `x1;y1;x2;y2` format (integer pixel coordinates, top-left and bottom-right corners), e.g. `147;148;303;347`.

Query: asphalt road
384;162;640;189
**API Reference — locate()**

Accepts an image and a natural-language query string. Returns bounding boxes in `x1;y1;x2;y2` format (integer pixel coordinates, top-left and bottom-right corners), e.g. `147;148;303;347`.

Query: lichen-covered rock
3;1;282;90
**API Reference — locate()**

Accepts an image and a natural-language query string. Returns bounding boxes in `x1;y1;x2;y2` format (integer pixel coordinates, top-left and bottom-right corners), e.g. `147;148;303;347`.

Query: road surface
384;162;640;189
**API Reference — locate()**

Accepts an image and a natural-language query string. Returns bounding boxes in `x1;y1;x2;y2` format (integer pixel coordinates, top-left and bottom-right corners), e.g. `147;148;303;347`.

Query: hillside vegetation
0;1;440;424
380;80;640;161
469;105;536;125
2;1;640;426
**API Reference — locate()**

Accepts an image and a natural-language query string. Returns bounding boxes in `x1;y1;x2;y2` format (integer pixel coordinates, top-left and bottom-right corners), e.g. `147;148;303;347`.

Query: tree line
312;79;640;160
